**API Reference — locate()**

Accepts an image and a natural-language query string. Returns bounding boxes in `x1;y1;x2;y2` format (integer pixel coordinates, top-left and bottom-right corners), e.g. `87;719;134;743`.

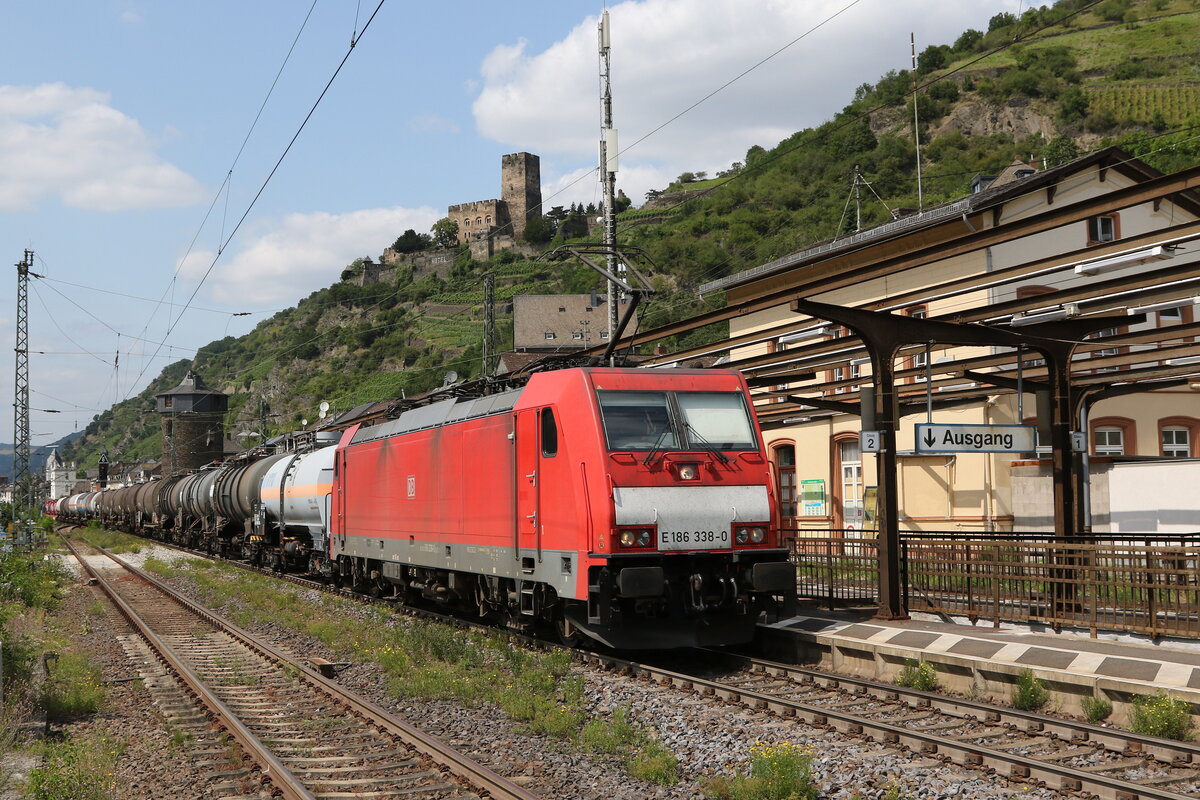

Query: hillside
59;0;1200;472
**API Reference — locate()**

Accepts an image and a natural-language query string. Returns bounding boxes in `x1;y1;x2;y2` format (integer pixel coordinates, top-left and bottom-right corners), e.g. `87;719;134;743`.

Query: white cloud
0;82;204;212
473;0;1021;205
194;206;443;306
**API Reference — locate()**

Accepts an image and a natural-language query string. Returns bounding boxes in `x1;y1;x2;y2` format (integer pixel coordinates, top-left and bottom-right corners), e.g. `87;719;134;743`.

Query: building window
1163;427;1190;457
163;396;173;409
1159;417;1199;457
1089;327;1123;371
558;306;566;312
544;332;556;340
1022;416;1050;457
486;215;492;225
585;306;593;312
905;307;928;382
1087;214;1119;245
838;438;864;532
572;331;584;340
600;330;609;339
1091;417;1136;456
1094;428;1125;455
775;444;797;518
464;218;471;226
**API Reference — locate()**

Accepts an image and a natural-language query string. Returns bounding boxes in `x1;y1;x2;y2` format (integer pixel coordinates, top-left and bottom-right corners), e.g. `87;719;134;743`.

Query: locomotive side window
597;391;677;451
540;407;558;457
677;392;757;450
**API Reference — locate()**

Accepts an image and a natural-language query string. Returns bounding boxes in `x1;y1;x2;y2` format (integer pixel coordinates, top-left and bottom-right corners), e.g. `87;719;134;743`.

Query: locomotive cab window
597;391;676;450
540;408;558;457
676;392;756;450
597;390;757;452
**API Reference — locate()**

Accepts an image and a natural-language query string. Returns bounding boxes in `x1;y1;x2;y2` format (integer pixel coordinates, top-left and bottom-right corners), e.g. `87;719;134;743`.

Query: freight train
55;367;795;649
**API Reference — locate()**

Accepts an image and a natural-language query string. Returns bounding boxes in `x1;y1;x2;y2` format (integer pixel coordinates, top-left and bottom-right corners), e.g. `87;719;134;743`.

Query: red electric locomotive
330;367;794;649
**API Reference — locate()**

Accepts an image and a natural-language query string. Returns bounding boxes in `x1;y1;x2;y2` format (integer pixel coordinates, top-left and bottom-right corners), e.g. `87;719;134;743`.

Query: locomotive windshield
597;390;758;452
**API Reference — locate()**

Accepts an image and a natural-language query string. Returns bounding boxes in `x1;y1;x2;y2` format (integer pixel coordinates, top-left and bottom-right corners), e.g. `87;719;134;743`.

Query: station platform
756;608;1200;724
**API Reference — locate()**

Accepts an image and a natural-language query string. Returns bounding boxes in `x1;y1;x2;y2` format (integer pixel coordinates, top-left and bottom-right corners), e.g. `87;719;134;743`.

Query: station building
696;147;1200;535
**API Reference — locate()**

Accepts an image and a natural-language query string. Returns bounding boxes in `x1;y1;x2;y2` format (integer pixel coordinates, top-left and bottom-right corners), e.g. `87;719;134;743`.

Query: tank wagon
60;367;795;649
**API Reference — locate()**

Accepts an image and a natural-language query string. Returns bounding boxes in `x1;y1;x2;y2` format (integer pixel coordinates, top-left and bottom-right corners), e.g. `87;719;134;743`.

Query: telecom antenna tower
598;9;622;350
13;249;33;518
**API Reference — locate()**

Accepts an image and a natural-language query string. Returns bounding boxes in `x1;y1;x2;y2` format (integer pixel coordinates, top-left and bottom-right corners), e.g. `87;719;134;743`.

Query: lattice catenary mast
13;249;33;517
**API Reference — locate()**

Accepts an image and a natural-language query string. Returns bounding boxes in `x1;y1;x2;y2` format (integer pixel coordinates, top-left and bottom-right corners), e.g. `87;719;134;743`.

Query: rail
787;529;1200;638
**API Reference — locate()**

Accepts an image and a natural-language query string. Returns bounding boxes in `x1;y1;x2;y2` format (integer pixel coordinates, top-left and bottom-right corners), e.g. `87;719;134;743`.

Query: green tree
916;44;948;75
953;28;983;52
523;214;553;243
1043;135;1081;167
988;11;1016;31
391;229;431;253
1057;87;1089;125
430;217;460;248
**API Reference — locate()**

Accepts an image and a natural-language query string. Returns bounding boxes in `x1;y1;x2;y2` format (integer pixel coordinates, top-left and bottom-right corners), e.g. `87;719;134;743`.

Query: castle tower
501;152;541;239
156;369;228;474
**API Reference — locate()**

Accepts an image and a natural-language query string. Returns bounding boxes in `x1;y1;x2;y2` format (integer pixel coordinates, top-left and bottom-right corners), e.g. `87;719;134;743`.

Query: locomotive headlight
735;527;749;544
637;529;652;547
750;527;766;543
677;463;700;481
619;530;638;547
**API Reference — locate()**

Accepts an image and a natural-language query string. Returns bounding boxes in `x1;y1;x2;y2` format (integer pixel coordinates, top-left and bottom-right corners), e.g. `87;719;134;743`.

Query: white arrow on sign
915;423;1036;453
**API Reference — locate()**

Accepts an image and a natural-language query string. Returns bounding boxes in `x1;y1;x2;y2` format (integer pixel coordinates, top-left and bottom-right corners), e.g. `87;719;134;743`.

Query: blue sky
0;0;1020;447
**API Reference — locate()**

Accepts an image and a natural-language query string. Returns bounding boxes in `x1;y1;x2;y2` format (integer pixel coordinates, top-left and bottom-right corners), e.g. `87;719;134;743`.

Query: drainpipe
983;396;997;532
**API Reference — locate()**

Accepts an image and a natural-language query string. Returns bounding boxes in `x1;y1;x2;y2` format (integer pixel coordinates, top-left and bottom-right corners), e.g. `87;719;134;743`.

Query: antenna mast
598;10;622;357
13;249;33;518
911;32;924;211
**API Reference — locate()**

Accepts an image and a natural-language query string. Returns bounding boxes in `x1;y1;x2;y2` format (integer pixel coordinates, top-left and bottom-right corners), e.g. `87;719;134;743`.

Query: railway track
70;529;1200;799
63;536;540;800
598;648;1200;800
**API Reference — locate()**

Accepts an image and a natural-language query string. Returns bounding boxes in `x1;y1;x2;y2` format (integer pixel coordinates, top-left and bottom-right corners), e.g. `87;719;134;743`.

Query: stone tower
156;369;228;474
501;152;541;239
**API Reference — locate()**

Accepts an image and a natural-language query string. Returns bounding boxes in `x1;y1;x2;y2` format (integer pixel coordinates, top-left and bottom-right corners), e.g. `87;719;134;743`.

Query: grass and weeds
704;741;819;800
72;528;143;555
1011;668;1050;712
25;735;122;800
141;557;680;784
896;659;938;692
1130;692;1193;740
40;649;106;721
0;544;112;798
1082;695;1114;724
581;705;678;784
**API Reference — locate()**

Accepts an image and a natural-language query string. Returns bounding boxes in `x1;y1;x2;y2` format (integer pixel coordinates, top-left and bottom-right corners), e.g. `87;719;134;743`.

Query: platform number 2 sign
860;431;881;453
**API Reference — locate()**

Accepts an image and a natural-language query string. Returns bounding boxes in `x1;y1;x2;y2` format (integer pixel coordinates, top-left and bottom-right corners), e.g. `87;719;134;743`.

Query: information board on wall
801;479;826;516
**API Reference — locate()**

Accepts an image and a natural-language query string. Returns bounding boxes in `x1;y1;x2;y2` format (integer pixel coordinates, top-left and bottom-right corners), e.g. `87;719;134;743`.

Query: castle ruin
447;152;542;256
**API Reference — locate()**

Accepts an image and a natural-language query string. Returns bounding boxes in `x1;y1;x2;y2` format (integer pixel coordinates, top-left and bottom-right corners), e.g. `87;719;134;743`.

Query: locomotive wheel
554;613;582;647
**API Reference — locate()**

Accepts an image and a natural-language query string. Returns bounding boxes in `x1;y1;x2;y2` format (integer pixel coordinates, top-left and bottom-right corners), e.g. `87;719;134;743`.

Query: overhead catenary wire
124;0;335;399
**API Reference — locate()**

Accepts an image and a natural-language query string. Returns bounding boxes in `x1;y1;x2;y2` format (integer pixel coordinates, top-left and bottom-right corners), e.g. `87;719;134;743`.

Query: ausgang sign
915;423;1037;454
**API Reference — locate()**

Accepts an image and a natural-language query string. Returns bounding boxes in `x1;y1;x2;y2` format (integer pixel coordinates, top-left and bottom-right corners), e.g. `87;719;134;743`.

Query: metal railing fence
785;529;1200;638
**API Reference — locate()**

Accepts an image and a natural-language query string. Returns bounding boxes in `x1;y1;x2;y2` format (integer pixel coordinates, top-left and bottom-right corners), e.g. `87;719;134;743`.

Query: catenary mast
13;250;33;517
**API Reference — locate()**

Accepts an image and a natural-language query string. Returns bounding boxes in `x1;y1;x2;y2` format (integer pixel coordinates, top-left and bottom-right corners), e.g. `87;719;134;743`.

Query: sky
0;0;1023;448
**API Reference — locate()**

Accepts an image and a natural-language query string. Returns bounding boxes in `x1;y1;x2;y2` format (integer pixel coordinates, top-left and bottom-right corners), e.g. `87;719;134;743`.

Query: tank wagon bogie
56;367;795;650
